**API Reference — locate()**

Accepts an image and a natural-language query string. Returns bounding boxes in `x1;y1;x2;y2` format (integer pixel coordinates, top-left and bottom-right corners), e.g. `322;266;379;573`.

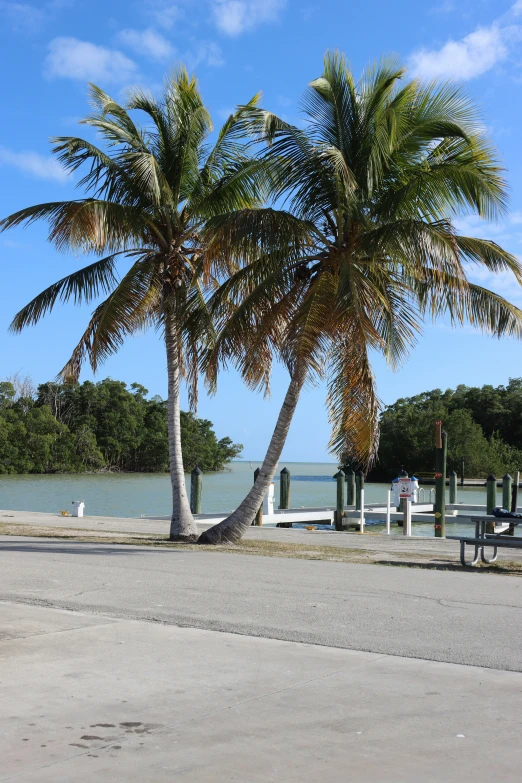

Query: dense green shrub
367;381;522;480
0;378;242;474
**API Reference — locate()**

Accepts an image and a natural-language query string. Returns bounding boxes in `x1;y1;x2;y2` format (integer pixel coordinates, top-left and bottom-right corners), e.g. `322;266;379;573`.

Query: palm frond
9;253;121;332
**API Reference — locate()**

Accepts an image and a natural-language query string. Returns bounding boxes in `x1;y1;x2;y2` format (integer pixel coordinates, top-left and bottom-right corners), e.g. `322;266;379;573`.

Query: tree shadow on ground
376;559;522;576
0;541;150;556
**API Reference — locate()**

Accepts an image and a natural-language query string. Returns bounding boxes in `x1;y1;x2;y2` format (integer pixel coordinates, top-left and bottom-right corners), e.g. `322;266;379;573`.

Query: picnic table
447;517;522;567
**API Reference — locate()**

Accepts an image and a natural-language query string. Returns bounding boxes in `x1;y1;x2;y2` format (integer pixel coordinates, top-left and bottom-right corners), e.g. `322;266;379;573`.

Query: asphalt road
1;535;522;671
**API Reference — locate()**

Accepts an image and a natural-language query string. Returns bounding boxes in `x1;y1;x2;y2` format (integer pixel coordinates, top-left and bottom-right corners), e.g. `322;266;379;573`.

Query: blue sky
2;0;522;462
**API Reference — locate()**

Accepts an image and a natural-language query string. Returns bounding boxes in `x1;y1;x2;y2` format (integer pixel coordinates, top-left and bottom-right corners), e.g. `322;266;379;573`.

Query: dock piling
434;423;447;537
279;467;290;509
511;471;520;513
502;473;512;512
486;474;496;533
253;468;263;526
355;470;364;511
385;490;391;534
345;467;355;507
335;470;344;531
190;466;203;514
449;470;457;505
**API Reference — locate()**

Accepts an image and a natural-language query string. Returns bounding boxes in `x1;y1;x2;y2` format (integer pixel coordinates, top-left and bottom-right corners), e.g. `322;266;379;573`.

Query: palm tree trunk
165;312;198;542
198;373;305;544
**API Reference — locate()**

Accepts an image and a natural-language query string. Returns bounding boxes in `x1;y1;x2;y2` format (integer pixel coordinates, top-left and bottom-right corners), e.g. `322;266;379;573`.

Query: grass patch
1;522;522;575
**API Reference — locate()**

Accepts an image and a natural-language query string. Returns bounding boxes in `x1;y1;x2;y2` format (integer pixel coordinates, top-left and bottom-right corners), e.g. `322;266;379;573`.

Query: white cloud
410;24;512;81
211;0;285;36
410;1;522;82
0;146;68;182
44;37;138;83
118;27;174;61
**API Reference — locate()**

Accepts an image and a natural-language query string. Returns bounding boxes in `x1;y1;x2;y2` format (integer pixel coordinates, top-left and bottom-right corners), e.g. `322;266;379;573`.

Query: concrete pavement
2;600;522;782
1;535;522;670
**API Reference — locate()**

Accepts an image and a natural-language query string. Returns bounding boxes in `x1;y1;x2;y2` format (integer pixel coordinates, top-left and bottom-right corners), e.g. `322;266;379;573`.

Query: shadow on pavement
376;559;522;575
0;541;147;556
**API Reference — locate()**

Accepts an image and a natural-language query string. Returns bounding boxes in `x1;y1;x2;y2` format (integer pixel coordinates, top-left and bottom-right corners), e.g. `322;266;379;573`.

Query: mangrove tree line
369;379;522;480
0;377;242;474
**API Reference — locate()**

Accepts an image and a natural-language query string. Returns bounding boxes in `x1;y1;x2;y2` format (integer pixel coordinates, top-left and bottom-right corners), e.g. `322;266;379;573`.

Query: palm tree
0;68;265;541
198;52;522;544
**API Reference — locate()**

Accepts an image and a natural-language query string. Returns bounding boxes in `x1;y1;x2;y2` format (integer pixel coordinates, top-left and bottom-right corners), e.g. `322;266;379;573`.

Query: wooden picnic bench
447;516;522;567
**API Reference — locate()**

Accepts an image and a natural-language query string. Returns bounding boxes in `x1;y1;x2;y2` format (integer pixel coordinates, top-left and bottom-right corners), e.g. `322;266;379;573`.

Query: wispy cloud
410;2;522;81
117;27;174;61
454;213;522;242
185;40;224;68
429;1;455;14
0;146;68;182
211;0;285;36
44;37;138;83
0;1;43;31
149;2;184;28
0;0;75;32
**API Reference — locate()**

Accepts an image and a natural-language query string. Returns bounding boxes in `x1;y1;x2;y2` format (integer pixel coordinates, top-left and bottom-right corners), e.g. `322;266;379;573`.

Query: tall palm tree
198;52;522;544
0;69;265;541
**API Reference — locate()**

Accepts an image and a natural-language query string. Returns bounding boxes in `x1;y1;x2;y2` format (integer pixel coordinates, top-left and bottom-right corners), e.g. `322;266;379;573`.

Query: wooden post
345;468;355;506
397;467;408;513
279;467;290;509
434;422;446;538
486;474;496;533
253;467;263;526
449;470;457;505
511;470;519;513
335;470;344;531
190;466;203;514
502;473;512;512
486;474;496;515
460;457;465;487
355;470;364;511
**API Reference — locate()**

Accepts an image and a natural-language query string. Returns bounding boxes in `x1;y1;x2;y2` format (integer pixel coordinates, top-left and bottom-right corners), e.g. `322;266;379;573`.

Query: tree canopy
368;380;522;480
0;377;242;475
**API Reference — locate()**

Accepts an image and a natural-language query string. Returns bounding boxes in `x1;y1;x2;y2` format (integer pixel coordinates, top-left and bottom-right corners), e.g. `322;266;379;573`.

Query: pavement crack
64;584;109;600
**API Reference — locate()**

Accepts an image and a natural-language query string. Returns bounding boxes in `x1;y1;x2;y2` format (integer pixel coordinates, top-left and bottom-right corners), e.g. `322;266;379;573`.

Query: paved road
1;535;521;671
2;601;522;782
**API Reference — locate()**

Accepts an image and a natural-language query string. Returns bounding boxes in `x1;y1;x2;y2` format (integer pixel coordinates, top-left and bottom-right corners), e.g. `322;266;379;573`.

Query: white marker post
385;490;391;535
359;489;365;533
403;498;412;536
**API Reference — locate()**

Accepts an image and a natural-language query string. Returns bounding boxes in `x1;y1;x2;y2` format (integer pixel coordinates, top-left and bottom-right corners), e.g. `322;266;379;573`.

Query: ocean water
0;460;513;537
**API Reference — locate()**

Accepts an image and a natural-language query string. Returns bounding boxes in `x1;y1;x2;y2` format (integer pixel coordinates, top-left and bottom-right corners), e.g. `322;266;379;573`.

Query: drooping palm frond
326;331;380;466
9;253;121;332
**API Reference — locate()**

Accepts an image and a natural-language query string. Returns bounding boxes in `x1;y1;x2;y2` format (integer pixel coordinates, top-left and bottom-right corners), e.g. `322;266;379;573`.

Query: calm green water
0;461;511;537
